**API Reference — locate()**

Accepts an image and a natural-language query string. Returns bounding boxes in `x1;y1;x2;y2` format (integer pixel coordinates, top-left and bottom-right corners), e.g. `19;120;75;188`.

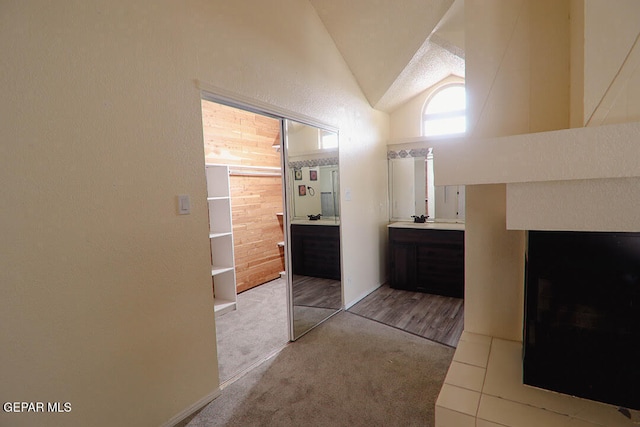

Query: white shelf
206;164;237;317
210;232;232;239
211;266;234;276
214;299;237;317
207;197;232;235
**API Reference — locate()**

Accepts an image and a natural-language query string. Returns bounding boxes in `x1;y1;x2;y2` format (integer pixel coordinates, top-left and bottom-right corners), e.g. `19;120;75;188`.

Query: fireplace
524;230;640;410
433;122;640;425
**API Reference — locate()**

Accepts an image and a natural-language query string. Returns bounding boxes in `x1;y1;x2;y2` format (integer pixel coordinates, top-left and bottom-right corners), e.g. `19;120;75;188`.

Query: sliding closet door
282;119;342;340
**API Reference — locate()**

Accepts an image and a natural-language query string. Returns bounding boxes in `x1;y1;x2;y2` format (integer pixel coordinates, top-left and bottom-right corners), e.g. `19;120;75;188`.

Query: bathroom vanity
291;220;341;280
388;222;464;298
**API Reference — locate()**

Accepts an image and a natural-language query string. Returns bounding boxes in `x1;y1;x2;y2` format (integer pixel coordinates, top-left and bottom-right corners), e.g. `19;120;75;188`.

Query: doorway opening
201;99;289;383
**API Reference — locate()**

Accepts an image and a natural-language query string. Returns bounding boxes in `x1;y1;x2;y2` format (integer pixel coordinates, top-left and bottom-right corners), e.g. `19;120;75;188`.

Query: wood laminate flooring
348;283;464;347
292;275;342;309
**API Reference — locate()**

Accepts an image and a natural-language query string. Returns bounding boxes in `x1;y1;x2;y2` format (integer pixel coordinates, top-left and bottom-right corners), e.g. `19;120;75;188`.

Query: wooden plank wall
201;100;285;293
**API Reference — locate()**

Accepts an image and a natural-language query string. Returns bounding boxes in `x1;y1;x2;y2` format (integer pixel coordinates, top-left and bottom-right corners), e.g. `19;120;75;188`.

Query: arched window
422;84;466;137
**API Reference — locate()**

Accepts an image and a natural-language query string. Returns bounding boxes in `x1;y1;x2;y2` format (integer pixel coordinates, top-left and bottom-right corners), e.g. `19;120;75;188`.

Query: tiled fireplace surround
432;122;640;427
436;332;640;426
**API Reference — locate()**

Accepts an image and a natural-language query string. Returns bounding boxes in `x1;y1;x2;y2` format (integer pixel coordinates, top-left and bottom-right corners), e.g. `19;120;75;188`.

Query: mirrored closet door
283;119;343;340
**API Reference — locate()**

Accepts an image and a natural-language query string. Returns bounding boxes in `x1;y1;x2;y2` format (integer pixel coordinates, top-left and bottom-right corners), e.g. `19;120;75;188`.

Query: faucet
412;215;427;223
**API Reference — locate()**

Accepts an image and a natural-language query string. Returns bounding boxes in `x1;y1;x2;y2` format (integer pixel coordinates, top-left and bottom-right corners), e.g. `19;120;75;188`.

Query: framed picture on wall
298;185;306;196
309;170;317;181
294;169;302;180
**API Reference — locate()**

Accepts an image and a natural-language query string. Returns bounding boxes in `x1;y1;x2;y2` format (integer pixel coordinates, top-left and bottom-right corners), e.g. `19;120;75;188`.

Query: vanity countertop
388;221;465;231
291;219;340;226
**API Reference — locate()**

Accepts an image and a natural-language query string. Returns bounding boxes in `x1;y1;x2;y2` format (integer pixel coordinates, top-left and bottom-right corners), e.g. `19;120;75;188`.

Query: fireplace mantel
434;122;640;232
435;121;640;186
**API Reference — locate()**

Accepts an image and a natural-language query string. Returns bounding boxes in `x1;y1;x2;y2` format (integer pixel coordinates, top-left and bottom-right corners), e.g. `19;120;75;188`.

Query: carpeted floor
215;278;289;383
182;310;454;427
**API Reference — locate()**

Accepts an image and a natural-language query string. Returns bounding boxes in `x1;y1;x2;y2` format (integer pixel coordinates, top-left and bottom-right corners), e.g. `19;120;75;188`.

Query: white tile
482;338;523;397
567;418;614;427
444;361;486;392
478;394;575;427
483;338;591;417
460;330;492;346
521;385;585;418
571;398;639;427
477;338;636;426
436;383;481;417
453;339;491;368
435;406;475;427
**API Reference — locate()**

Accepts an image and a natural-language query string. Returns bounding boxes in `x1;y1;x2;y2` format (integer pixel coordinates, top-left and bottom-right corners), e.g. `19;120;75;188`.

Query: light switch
178;194;191;215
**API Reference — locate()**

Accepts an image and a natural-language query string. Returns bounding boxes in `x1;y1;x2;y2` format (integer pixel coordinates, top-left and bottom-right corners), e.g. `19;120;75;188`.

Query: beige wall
464;185;525;340
450;0;640;341
462;0;569;341
570;0;585;128
466;0;569;139
389;75;465;141
0;1;388;426
583;1;640;126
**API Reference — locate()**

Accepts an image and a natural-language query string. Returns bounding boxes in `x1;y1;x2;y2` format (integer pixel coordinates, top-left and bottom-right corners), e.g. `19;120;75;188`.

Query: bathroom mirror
388;147;465;222
283;119;342;340
389;156;427;220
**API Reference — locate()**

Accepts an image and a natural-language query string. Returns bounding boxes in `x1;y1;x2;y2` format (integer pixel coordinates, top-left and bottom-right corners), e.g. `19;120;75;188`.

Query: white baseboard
162;388;221;427
344;282;383;310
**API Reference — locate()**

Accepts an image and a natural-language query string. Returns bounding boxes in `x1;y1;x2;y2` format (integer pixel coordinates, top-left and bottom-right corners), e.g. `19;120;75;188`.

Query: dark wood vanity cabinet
389;227;464;298
291;224;341;280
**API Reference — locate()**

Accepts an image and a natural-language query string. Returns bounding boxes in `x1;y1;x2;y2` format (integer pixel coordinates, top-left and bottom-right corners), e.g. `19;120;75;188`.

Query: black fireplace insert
524;230;640;410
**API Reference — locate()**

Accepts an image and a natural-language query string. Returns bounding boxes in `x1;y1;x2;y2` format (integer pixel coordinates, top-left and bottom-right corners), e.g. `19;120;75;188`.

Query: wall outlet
345;188;352;201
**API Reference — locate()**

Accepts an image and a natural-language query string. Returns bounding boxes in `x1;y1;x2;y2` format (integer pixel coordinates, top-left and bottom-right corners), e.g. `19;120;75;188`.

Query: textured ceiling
309;0;465;113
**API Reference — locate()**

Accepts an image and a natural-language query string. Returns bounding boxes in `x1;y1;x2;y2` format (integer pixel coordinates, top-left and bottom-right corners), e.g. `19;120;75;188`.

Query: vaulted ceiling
309;0;465;113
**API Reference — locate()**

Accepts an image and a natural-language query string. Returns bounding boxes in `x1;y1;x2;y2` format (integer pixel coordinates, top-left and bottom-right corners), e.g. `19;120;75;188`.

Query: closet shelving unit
205;164;237;316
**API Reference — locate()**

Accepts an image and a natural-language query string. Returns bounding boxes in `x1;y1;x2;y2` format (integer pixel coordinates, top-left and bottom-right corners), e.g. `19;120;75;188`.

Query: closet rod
229;170;281;177
228;165;282;177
